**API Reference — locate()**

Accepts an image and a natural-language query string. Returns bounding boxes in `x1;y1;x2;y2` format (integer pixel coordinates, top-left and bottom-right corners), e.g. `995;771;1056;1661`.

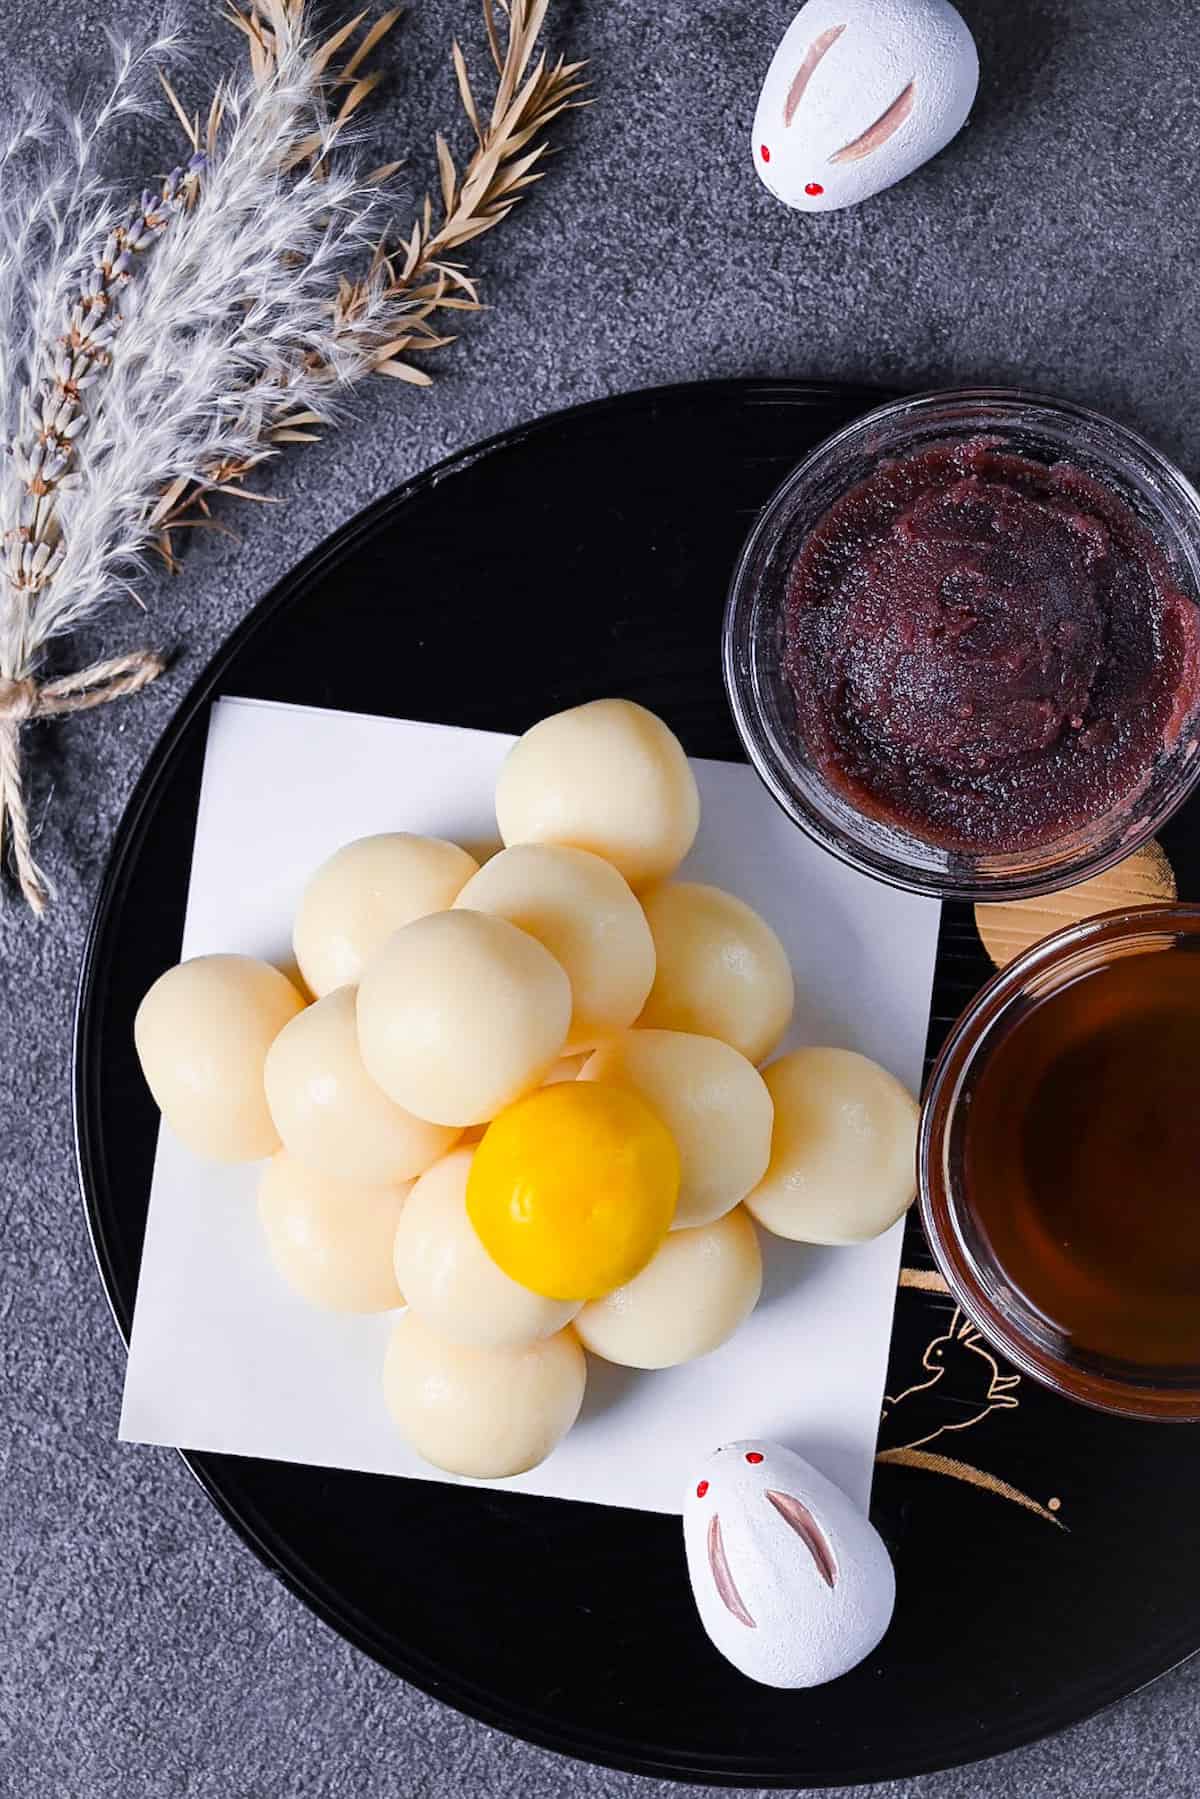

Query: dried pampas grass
0;0;586;913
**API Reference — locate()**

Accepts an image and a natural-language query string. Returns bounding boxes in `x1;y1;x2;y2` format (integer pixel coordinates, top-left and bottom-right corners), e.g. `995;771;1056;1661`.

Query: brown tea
963;942;1200;1367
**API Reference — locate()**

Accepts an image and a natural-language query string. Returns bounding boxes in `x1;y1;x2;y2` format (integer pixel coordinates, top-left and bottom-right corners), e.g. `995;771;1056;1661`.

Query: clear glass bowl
722;388;1200;901
920;904;1200;1420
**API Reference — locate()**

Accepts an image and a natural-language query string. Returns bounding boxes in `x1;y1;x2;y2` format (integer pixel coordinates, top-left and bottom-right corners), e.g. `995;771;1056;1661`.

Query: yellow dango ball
466;1082;679;1301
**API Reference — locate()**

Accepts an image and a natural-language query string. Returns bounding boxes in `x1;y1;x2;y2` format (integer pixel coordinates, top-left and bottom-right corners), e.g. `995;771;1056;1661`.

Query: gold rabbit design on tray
880;1274;1064;1530
881;1307;1020;1452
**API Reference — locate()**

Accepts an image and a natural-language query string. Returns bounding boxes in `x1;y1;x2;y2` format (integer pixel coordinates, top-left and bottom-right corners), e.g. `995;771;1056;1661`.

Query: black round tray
74;379;1200;1787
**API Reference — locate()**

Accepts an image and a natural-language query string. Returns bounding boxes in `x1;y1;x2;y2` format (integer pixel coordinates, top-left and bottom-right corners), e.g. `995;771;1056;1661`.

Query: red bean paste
784;439;1200;852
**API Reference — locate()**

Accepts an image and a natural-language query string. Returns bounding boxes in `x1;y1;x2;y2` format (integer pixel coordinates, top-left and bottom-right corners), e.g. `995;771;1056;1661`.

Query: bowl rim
918;899;1200;1421
722;384;1200;903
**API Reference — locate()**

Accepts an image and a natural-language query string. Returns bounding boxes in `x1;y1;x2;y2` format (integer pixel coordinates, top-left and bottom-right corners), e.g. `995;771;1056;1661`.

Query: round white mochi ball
293;833;479;997
454;844;656;1053
258;1152;407;1312
382;1311;586;1478
581;1029;773;1229
745;1047;918;1244
135;954;305;1162
638;881;795;1064
575;1206;762;1368
356;909;571;1127
265;986;459;1184
394;1147;580;1347
495;698;700;888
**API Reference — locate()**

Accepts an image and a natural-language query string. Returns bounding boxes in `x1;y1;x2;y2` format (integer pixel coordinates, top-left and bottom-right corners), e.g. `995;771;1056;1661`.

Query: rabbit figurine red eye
753;0;979;212
683;1440;895;1687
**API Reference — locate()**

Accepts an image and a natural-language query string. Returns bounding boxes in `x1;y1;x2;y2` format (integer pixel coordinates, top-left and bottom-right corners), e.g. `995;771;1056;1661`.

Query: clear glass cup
919;904;1200;1420
723;388;1200;901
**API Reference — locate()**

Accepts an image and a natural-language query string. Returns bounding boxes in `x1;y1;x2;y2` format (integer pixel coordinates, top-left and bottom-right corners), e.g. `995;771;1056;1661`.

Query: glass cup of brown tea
920;903;1200;1419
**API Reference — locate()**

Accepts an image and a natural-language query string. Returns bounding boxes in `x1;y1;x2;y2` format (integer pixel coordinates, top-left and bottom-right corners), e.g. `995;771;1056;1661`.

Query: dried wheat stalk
156;0;587;553
0;0;585;913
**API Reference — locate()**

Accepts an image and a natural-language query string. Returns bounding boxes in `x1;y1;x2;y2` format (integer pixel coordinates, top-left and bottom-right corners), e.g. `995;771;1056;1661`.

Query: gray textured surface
3;1;1200;1794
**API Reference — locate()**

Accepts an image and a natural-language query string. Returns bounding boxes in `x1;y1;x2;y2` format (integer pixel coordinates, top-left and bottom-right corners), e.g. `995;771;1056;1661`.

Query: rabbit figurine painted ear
683;1441;895;1687
753;0;978;212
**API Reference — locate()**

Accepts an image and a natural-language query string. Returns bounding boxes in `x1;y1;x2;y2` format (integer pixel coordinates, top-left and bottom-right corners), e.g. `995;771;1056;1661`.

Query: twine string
0;650;164;914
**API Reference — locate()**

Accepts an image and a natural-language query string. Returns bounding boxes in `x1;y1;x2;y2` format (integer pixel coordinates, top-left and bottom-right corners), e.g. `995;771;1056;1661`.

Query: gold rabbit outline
883;1307;1021;1452
878;1268;1065;1530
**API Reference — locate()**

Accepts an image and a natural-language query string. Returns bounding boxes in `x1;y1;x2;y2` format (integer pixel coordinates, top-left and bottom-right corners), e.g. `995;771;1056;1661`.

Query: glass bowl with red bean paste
724;390;1200;901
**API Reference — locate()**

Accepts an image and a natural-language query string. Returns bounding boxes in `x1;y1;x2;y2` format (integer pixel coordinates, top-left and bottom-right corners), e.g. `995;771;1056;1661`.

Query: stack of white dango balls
135;698;919;1483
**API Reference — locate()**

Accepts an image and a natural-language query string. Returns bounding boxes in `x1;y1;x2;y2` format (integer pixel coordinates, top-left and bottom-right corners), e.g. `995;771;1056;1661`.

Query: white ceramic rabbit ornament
683;1440;896;1687
753;0;979;212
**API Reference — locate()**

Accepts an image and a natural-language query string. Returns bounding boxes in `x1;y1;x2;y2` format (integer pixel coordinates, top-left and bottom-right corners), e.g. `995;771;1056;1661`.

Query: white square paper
120;697;941;1515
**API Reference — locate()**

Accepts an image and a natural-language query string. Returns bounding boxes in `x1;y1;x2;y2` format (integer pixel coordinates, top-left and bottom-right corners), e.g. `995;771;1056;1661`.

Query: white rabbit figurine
753;0;979;212
683;1440;896;1687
